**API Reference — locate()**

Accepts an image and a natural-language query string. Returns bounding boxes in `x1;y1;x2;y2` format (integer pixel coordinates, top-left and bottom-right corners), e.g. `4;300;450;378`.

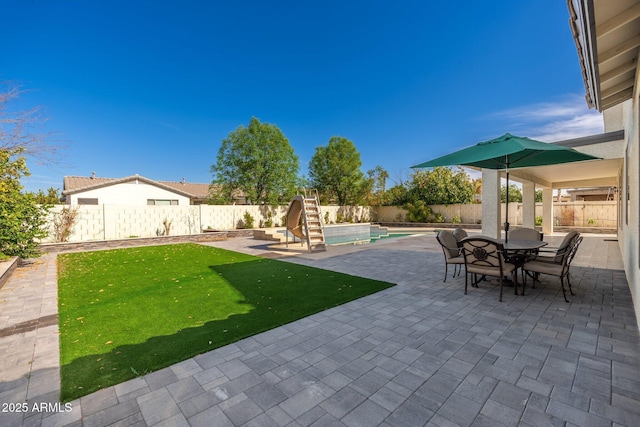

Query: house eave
569;0;640;112
62;174;195;199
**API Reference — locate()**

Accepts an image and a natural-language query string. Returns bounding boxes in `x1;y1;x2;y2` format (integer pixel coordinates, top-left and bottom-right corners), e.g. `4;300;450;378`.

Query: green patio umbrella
411;133;600;242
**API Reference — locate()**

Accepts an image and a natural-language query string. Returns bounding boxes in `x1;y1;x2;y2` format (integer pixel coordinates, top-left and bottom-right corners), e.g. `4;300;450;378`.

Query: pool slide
286;195;306;240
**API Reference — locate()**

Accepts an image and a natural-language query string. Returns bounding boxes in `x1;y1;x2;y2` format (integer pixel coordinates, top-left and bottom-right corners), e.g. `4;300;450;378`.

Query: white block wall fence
41;205;374;243
374;201;617;229
40;201;616;243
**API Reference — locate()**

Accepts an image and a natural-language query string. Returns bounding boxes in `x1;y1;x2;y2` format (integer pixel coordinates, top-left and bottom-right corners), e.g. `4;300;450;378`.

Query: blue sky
4;1;603;193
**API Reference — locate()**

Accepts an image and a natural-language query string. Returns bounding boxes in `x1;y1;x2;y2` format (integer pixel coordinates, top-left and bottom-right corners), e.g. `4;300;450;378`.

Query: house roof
569;0;640;111
62;174;211;199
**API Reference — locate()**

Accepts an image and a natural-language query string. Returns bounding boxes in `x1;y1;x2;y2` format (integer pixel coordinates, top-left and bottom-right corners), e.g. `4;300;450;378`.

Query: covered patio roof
472;130;624;189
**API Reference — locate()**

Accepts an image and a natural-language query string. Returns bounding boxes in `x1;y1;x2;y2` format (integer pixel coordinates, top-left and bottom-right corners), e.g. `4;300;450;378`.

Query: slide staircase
285;190;327;252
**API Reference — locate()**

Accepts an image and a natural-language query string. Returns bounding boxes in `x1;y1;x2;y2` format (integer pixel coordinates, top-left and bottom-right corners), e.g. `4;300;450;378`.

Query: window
78;198;99;205
625;144;630;225
147;199;179;205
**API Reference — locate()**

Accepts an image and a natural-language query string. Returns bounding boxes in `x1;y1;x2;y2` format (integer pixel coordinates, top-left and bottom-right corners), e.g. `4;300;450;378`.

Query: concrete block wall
42;204;371;243
376;201;617;227
322;206;372;224
375;204;482;224
42;201;616;243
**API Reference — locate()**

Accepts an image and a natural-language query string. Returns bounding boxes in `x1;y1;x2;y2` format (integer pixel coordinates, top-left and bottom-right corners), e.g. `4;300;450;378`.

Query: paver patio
0;232;639;426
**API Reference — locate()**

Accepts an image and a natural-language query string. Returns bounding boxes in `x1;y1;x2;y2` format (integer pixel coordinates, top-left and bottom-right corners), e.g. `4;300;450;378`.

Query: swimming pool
369;232;414;242
280;224;432;246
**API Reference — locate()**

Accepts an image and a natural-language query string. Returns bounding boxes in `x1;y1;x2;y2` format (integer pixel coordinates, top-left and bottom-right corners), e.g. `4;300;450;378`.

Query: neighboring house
566;187;617;201
62;173;212;205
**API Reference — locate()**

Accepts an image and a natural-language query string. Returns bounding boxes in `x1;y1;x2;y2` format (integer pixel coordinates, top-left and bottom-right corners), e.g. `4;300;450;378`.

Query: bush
264;218;273;228
52;206;80;242
535;216;543;226
404;200;433;223
433;212;445;223
243;211;255;229
0;149;50;258
451;214;461;224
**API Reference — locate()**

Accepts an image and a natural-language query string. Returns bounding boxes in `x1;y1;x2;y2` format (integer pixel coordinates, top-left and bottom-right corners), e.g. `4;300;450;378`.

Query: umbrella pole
505;168;510;243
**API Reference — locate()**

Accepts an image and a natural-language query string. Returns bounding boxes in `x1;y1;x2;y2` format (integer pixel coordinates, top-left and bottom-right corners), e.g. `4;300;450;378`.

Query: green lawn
57;243;394;401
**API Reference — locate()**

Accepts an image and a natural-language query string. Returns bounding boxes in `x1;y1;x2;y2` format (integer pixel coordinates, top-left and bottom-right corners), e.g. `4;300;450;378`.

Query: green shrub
535;216;543;226
433;212;445;223
264;210;273;228
0;149;50;258
404;200;433;223
243;211;255;229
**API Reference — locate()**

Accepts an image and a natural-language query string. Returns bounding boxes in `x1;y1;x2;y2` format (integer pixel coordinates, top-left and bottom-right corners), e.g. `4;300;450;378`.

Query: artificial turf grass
57;243;394;401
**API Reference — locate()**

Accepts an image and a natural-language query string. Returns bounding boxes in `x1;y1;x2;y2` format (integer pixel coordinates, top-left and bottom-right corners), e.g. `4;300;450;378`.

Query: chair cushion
438;231;460;258
467;262;516;277
553;231;579;262
509;227;541;241
523;260;562;275
453;228;468;241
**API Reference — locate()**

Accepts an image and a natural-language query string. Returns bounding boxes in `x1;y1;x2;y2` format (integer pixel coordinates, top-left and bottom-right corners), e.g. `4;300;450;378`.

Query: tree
407;167;474;205
1;83;61;163
364;165;389;207
472;178;482;203
0;148;50;258
309;136;367;205
210;117;299;205
501;184;523;203
30;187;61;204
1;83;58;258
384;183;409;206
535;189;543;203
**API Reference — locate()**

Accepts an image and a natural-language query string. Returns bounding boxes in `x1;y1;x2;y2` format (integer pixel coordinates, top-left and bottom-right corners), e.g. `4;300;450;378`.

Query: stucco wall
41;201;617;244
375;202;617;228
43;204;373;243
616;98;640;326
68;180;191;206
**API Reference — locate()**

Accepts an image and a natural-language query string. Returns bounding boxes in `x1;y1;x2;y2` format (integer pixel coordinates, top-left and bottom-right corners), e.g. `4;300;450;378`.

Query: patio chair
535;230;579;264
436;230;464;282
521;236;583;302
459;236;518;302
508;227;543;241
452;227;468;242
507;227;544;263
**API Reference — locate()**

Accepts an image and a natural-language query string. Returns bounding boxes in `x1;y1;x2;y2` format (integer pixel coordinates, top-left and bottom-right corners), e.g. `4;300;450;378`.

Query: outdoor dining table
502;239;548;253
501;239;548;290
470;239;547;291
502;239;548;267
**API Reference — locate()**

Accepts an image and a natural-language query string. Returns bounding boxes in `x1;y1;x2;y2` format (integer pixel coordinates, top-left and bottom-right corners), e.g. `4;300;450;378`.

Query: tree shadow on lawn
60;258;394;402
